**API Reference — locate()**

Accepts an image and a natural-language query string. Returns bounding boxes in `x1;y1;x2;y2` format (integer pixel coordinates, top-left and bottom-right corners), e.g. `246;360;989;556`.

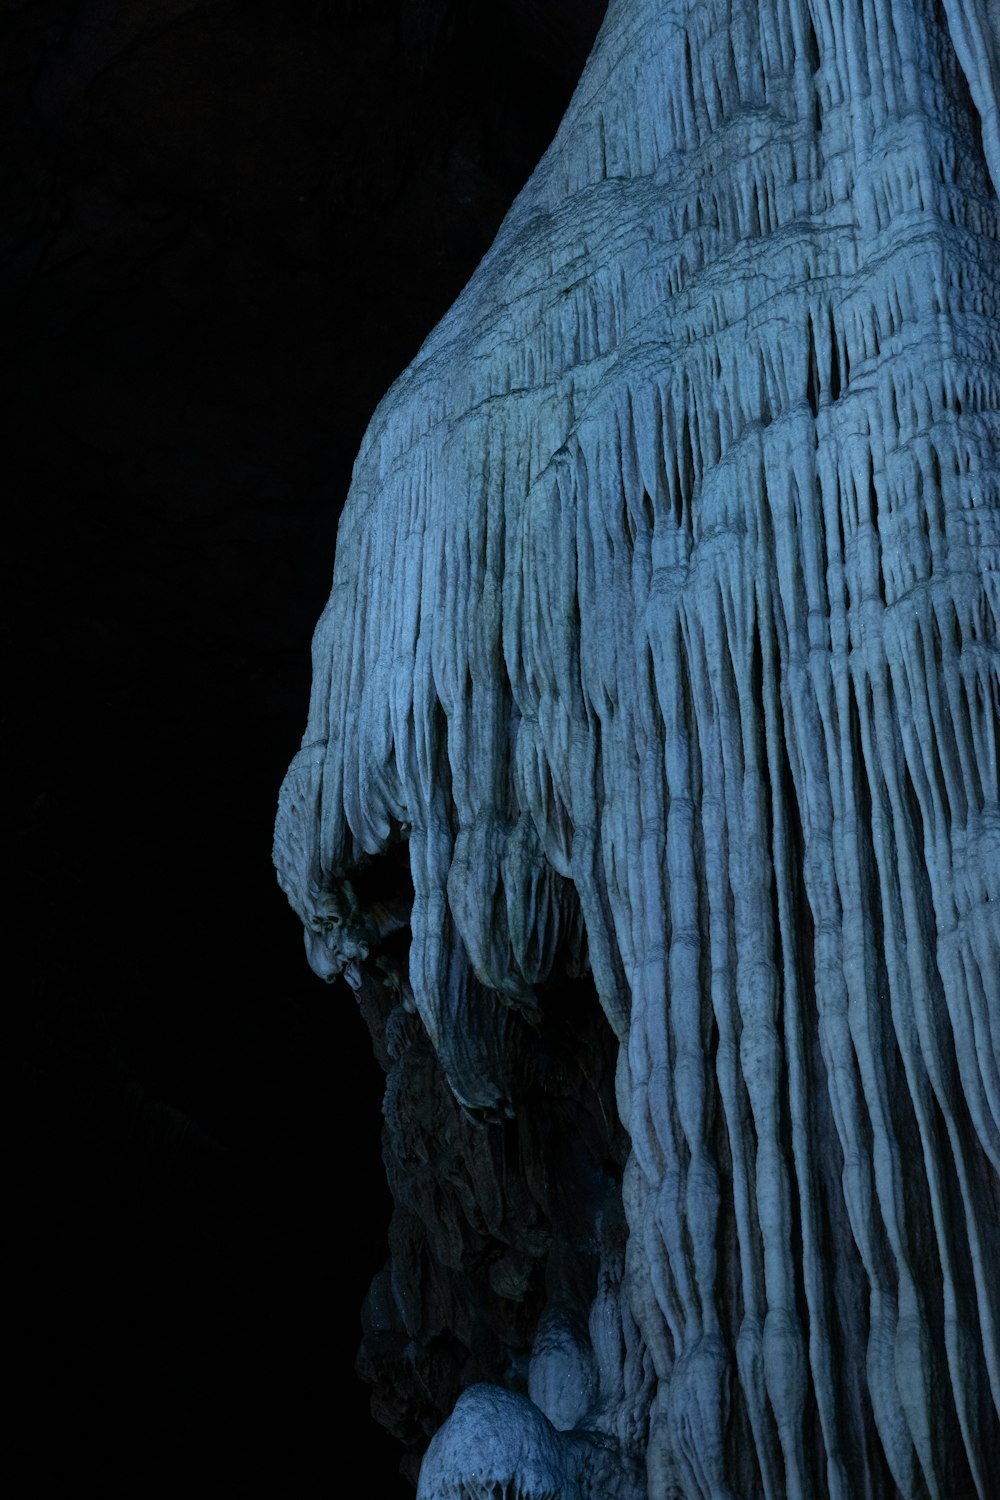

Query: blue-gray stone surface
277;1;1000;1493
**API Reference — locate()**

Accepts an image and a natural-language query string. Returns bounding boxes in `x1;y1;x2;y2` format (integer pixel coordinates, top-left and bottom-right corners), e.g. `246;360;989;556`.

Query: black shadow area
4;1;605;1492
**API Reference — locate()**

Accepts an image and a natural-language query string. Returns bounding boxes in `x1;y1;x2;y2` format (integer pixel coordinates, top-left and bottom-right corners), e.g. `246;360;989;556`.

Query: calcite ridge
275;1;1000;1494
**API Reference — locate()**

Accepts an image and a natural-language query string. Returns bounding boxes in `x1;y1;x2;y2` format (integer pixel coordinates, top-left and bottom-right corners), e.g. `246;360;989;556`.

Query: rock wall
275;0;1000;1494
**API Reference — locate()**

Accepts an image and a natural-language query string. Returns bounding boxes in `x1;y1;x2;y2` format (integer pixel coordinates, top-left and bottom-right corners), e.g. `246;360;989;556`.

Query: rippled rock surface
276;1;1000;1493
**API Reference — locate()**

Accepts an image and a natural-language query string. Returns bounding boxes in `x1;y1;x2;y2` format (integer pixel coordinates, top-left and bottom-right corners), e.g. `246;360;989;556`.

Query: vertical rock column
276;1;1000;1494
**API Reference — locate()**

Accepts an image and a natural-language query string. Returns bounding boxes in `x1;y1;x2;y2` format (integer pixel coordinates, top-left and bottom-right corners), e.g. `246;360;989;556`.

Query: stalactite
276;0;1000;1495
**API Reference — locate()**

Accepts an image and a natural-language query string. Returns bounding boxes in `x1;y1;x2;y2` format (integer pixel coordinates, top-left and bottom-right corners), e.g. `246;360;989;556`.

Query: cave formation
274;0;1000;1495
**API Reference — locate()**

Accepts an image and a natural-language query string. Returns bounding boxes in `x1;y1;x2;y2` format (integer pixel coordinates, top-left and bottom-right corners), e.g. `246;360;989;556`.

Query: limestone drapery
275;1;1000;1494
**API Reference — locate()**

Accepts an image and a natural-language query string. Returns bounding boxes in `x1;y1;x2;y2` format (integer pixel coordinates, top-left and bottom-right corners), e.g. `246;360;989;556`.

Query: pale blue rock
276;1;1000;1494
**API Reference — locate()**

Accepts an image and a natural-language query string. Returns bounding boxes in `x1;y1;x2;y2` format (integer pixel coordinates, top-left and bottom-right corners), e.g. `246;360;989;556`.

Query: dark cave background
5;2;606;1491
